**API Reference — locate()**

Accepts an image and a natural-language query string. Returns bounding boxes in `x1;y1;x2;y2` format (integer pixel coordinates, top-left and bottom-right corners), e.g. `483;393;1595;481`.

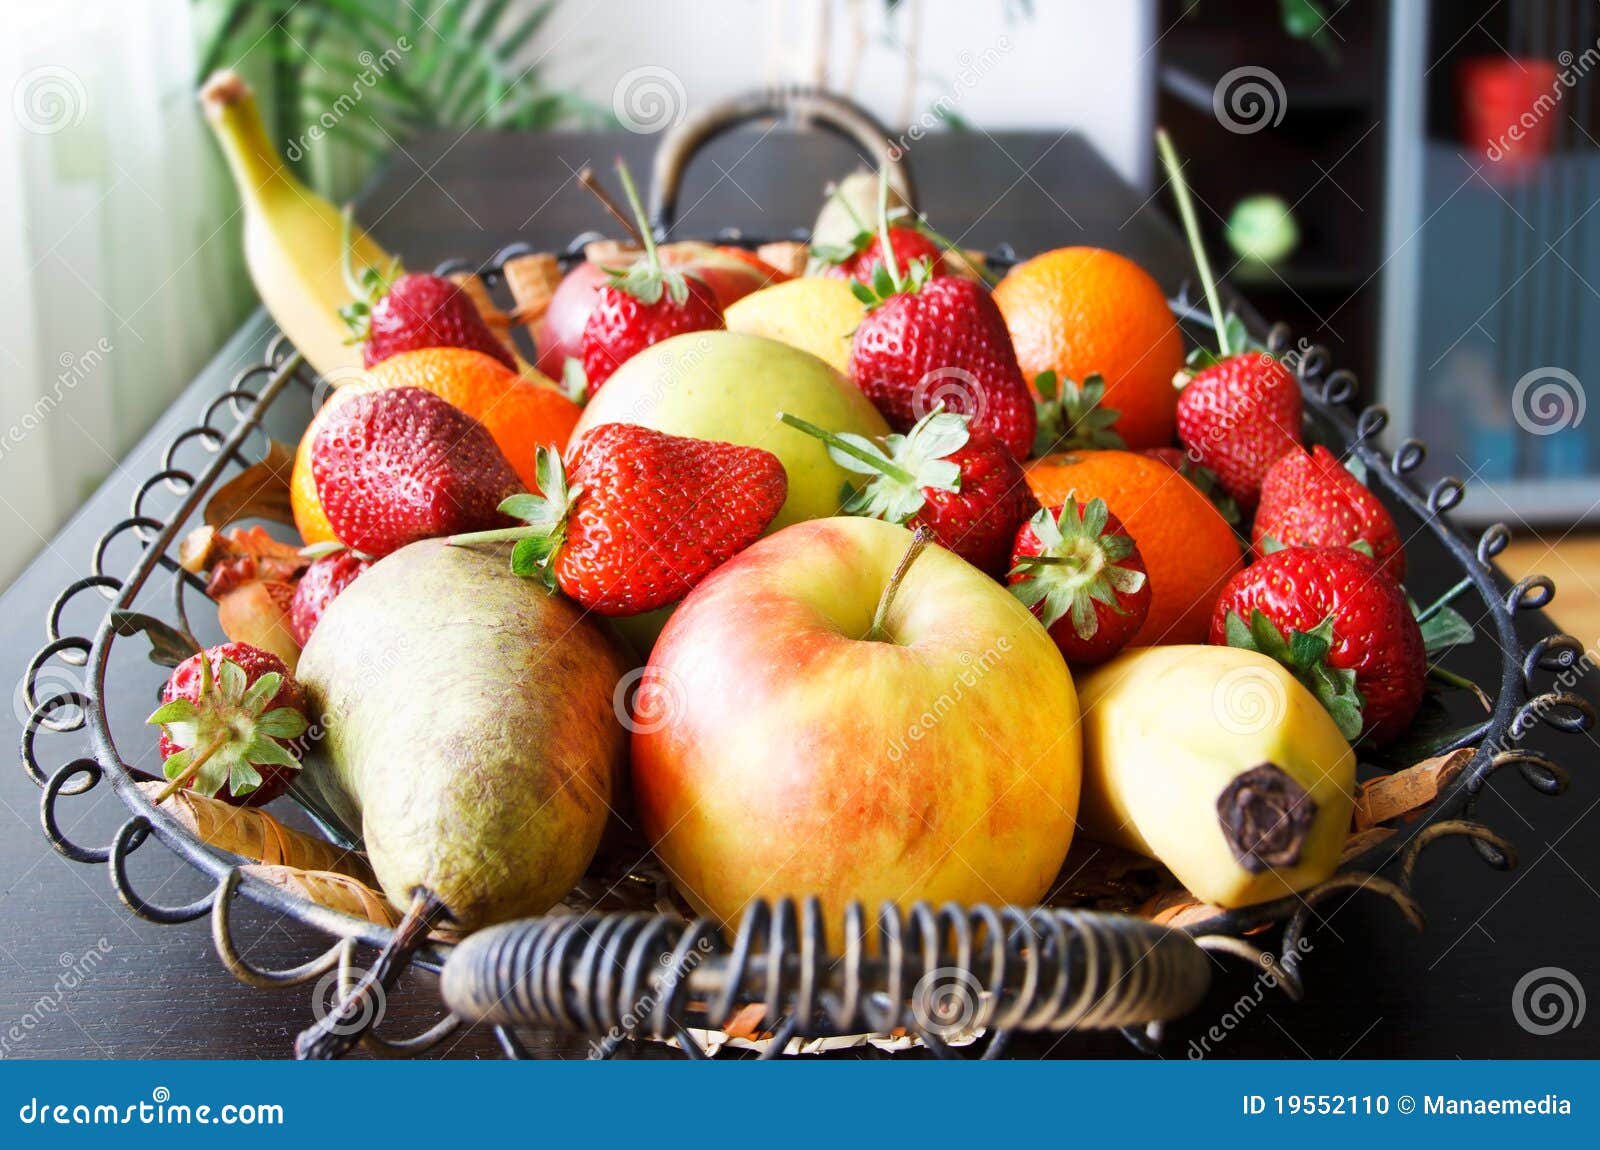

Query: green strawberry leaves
601;260;695;308
1032;371;1126;455
849;255;936;309
1222;608;1365;741
1008;499;1146;641
145;655;307;800
781;407;965;525
460;445;581;591
1183;314;1253;371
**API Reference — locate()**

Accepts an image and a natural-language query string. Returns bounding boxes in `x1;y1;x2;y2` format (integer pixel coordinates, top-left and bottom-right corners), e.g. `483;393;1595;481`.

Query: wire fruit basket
18;90;1596;1060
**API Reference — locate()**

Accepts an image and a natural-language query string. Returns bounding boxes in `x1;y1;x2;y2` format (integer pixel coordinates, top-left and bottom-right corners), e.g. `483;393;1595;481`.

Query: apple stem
1155;128;1231;358
613;158;659;271
868;527;933;642
875;168;903;291
777;411;919;486
577;166;644;246
152;731;231;806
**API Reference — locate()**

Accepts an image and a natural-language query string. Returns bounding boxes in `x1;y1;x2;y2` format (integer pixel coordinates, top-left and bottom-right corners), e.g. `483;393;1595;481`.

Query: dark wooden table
2;129;1596;1060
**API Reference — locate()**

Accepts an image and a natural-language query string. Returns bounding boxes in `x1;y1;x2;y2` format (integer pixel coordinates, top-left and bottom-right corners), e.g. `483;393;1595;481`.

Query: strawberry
290;549;373;646
780;408;1037;577
449;424;787;615
1009;499;1151;664
814;225;948;285
311;386;523;559
1210;546;1425;746
1140;446;1242;526
1033;372;1126;454
148;642;309;807
848;269;1036;461
1158;130;1301;512
1176;350;1302;512
579;161;724;393
347;272;517;371
1254;445;1406;579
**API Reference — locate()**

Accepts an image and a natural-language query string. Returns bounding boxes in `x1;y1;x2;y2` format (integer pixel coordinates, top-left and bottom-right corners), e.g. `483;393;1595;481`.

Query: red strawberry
579;161;724;393
1254;445;1406;579
351;272;517;371
311;386;523;559
1009;499;1151;664
1140;445;1242;526
1176;351;1302;512
449;424;787;615
816;225;948;285
148;642;308;807
290;550;373;646
1210;546;1425;746
780;408;1037;577
848;270;1036;461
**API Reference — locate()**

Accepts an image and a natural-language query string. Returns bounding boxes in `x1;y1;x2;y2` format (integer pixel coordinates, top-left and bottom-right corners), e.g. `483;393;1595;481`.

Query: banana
200;71;396;382
1076;645;1355;908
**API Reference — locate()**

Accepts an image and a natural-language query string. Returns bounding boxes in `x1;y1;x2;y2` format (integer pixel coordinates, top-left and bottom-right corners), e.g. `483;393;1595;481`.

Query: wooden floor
1499;534;1600;647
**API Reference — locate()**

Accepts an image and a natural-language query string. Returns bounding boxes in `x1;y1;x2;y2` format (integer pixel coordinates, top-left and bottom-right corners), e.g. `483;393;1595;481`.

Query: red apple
535;243;785;377
631;517;1081;937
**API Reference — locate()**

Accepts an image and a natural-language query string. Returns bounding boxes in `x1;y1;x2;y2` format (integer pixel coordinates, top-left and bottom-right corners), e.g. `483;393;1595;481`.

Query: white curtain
0;0;253;588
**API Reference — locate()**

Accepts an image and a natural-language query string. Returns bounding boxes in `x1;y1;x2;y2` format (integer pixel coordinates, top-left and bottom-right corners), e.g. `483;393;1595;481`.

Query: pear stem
577;166;644;245
876;168;903;291
1156;128;1231;357
868;527;932;642
777;411;917;486
152;732;231;806
613;158;659;271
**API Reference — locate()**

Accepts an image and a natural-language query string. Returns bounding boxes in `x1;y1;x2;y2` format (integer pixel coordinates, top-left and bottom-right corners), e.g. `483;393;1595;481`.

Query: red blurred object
1458;56;1561;181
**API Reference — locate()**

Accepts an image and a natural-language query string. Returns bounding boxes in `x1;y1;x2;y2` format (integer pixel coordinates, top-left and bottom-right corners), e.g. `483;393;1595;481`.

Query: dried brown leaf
204;440;297;529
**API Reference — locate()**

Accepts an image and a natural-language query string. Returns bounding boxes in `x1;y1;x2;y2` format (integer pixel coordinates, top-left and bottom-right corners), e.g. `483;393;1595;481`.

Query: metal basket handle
440;898;1211;1056
648;87;917;235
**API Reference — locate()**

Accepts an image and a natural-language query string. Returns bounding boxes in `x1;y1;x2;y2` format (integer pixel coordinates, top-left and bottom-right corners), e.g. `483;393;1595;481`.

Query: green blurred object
1226;194;1300;267
191;0;595;198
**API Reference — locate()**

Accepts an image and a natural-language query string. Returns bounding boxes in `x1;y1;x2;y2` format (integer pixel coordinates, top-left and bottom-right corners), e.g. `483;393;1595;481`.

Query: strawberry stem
445;525;538;547
875;168;903;292
1156;128;1231;357
778;411;918;485
613;158;659;272
868;526;932;642
1415;575;1474;624
152;731;230;806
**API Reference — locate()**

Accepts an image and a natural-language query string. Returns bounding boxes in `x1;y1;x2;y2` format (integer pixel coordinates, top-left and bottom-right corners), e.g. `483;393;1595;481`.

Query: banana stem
613;159;659;270
1156;128;1231;357
777;411;917;485
152;732;231;806
868;527;932;642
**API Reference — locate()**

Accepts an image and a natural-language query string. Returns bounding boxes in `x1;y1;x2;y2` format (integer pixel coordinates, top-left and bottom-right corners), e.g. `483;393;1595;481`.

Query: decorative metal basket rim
19;230;1595;1060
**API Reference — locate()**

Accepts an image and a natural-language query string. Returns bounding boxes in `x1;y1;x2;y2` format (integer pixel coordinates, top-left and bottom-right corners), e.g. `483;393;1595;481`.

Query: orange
289;348;582;546
1026;450;1242;646
993;247;1184;451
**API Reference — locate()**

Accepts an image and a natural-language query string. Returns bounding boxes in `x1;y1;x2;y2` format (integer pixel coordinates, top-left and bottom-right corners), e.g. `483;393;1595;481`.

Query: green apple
631;517;1081;937
571;331;888;529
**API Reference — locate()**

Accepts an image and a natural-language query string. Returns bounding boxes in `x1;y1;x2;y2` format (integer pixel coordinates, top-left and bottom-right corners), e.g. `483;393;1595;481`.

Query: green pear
295;538;629;931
